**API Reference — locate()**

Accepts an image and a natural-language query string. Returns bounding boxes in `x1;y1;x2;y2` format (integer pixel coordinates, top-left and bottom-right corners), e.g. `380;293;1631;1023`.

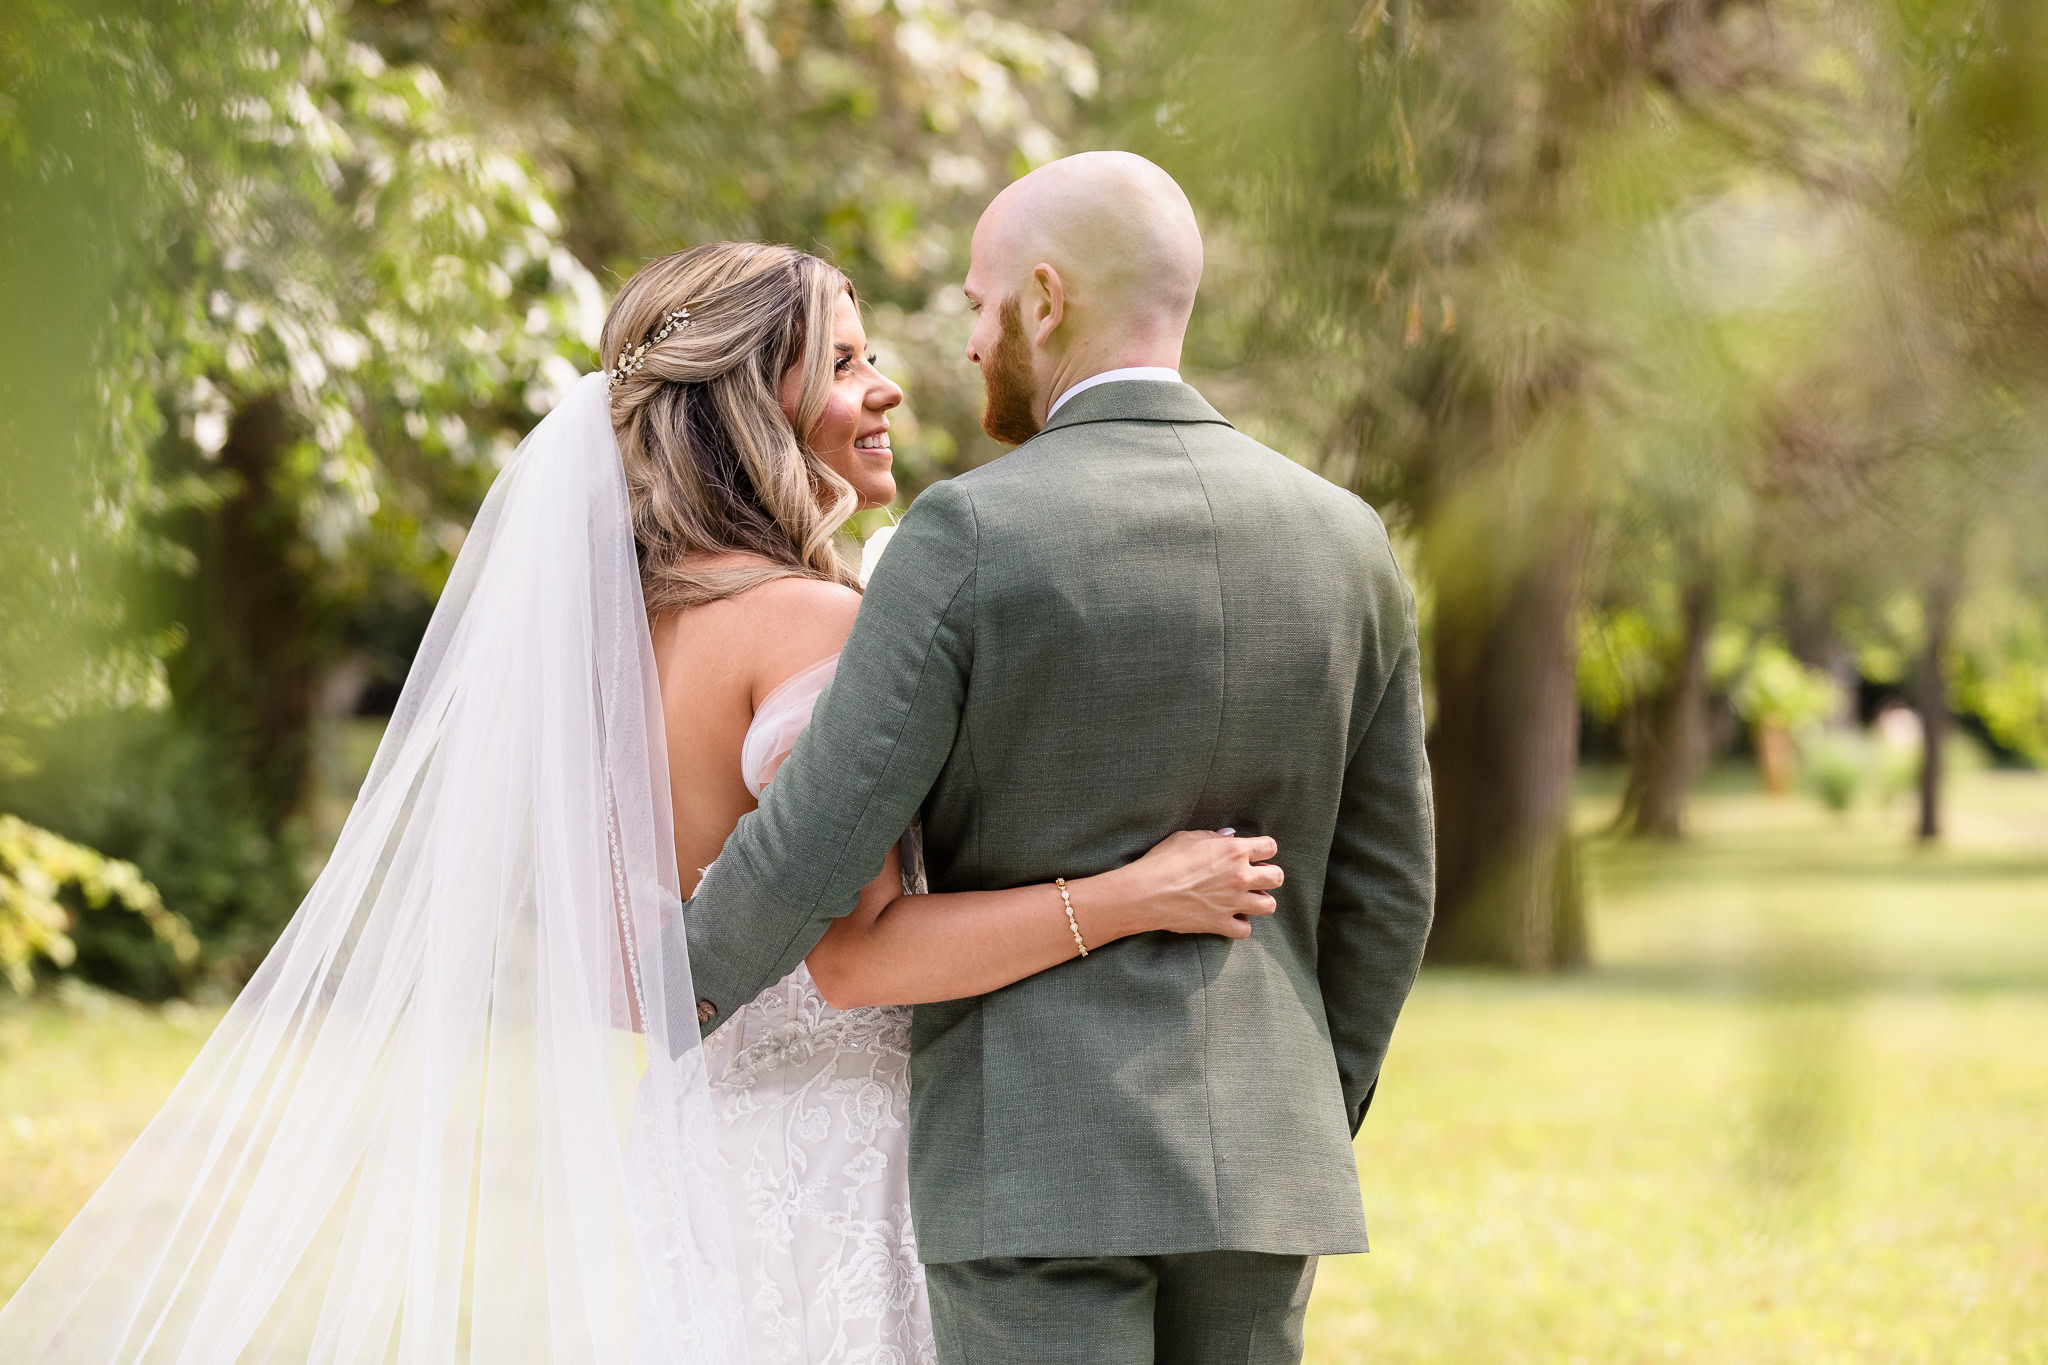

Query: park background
2;1;2044;1360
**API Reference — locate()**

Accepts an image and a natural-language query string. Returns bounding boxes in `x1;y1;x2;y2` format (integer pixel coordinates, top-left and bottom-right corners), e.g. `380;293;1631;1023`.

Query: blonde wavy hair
601;242;863;614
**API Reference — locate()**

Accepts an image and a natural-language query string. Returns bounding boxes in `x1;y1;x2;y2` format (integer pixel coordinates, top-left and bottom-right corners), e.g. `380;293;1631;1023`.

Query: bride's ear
1030;263;1065;347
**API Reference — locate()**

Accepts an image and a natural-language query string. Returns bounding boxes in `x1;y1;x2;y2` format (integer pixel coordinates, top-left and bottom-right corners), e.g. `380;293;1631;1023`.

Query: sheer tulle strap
740;654;840;797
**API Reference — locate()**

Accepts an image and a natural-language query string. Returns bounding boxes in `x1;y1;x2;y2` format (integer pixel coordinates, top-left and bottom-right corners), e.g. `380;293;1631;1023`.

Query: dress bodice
739;654;841;799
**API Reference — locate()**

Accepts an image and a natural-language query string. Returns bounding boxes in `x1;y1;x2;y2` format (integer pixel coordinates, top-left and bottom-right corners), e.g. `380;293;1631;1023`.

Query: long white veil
0;374;746;1362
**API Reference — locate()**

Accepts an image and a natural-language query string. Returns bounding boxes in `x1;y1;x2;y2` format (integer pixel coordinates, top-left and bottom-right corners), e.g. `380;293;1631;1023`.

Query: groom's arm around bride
676;151;1433;1365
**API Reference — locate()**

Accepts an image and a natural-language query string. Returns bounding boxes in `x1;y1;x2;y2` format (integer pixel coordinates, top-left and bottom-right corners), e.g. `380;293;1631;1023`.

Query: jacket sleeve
670;478;978;1038
1318;529;1435;1133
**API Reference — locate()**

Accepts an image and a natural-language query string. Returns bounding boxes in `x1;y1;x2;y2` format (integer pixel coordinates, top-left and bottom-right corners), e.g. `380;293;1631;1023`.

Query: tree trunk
1618;578;1715;839
1915;575;1957;843
171;395;330;831
1426;525;1590;970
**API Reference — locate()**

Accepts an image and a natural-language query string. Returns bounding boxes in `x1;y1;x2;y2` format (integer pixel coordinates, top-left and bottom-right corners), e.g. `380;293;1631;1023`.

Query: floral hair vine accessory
607;307;692;388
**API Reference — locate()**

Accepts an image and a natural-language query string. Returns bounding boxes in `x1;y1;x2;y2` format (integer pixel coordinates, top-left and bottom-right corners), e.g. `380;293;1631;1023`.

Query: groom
679;152;1434;1363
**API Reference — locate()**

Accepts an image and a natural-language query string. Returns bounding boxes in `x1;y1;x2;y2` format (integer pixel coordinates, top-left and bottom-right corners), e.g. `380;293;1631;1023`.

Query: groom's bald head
964;152;1203;443
973;151;1203;339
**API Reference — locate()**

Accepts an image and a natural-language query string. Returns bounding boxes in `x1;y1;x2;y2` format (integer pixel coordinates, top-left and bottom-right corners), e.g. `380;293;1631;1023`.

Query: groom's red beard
979;295;1042;446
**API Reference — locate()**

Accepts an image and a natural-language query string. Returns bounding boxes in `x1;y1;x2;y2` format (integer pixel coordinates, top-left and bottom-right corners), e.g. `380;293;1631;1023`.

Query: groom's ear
1029;262;1065;346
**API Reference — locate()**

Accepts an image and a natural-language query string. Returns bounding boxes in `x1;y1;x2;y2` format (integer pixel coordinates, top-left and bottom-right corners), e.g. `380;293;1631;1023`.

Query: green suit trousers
925;1251;1320;1365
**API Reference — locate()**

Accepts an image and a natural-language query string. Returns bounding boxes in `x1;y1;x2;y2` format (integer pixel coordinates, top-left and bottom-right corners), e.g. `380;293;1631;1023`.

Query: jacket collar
1035;379;1235;437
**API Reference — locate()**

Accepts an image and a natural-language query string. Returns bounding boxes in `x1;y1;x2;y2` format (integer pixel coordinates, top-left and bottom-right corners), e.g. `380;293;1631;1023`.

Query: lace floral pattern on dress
702;652;934;1364
703;961;929;1365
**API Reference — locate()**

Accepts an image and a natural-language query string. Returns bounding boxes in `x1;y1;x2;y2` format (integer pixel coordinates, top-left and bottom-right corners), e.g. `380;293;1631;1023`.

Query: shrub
0;815;197;993
1801;730;1868;815
0;711;305;998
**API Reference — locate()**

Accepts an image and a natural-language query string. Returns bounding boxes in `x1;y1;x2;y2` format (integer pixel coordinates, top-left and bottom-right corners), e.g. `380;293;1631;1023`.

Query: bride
0;240;1282;1363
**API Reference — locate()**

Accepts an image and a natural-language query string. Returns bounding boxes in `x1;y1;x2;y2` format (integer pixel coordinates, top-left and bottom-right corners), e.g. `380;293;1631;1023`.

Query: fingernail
1218;827;1236;836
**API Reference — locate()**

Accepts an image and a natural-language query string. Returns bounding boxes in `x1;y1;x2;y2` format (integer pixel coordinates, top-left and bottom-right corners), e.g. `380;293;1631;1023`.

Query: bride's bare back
649;567;860;890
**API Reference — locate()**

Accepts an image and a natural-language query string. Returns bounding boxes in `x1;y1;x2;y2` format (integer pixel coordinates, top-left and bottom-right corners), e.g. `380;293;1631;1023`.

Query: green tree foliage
1733;0;2048;835
9;0;2048;993
1;0;592;989
2;0;1100;993
1106;0;1824;965
356;0;1098;488
1096;0;2048;952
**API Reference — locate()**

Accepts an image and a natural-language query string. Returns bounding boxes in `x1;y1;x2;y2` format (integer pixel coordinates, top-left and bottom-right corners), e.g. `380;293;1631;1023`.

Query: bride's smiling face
781;291;903;511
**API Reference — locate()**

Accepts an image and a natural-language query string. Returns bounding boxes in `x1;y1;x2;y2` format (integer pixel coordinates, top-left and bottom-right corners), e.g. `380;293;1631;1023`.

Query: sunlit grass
0;988;219;1299
1311;764;2048;1364
2;764;2044;1361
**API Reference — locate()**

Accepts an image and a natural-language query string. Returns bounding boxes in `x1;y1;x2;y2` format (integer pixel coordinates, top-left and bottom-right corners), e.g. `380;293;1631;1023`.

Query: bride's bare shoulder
654;573;861;707
731;577;861;698
737;573;862;625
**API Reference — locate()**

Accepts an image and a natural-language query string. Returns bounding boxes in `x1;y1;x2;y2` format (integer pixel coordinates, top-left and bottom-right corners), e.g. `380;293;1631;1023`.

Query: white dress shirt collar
1046;366;1184;419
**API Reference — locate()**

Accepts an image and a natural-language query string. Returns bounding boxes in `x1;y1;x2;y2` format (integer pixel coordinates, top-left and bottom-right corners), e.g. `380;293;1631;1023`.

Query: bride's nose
871;375;904;411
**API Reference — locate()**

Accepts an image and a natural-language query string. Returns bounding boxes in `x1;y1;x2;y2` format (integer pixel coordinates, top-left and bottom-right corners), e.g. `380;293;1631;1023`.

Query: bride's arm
804;830;1283;1009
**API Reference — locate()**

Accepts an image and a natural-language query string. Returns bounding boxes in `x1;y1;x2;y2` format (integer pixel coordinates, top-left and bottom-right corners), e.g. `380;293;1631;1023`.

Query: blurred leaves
2;0;1105;991
0;814;196;994
1;0;598;985
7;0;2048;990
3;0;595;731
357;0;1098;487
1730;642;1844;733
1076;0;2048;955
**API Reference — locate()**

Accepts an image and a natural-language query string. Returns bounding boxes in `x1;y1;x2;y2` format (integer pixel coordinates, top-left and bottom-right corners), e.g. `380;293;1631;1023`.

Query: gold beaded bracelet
1054;877;1089;957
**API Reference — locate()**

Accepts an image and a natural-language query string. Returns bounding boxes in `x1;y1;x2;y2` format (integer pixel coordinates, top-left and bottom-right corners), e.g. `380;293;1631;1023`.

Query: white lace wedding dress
700;654;937;1365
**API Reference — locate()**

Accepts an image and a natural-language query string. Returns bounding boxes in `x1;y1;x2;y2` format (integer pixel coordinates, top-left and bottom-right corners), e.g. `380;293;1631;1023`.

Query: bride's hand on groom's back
1104;829;1283;940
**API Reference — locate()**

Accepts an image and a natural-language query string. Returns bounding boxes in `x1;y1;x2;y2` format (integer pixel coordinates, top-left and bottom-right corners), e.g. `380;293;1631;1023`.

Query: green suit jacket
676;380;1434;1263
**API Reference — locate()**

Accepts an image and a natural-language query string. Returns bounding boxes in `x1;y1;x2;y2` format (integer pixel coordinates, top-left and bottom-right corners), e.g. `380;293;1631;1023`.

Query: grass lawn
4;765;2044;1361
1312;766;2048;1364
